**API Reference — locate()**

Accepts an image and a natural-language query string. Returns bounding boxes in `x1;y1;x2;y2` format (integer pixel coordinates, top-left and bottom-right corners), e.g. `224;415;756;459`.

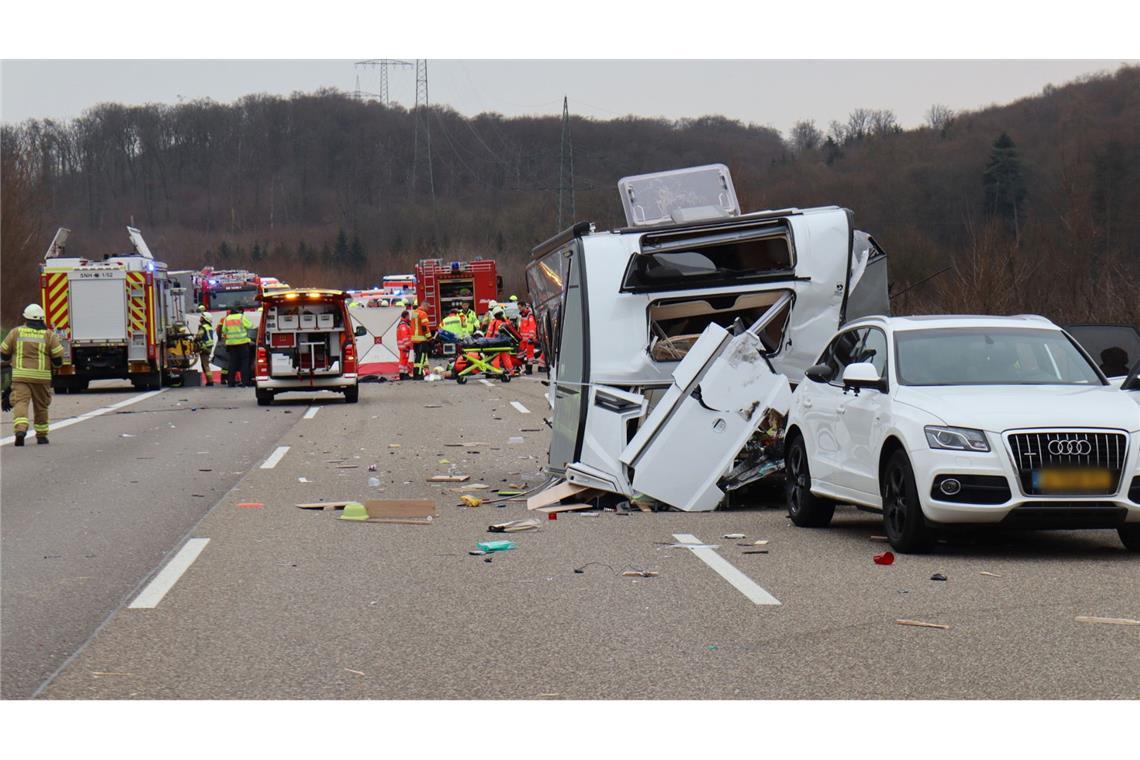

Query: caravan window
623;224;793;292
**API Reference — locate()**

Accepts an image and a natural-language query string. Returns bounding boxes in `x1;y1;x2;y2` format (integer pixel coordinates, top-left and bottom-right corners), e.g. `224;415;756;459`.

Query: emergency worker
518;304;538;367
194;305;216;386
440;305;465;340
221;306;254;387
410;299;432;379
396;309;414;380
1;304;64;446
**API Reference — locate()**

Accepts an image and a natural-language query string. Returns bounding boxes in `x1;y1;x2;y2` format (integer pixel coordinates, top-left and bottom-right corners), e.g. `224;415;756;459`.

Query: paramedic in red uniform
396;310;413;380
518;304;537;371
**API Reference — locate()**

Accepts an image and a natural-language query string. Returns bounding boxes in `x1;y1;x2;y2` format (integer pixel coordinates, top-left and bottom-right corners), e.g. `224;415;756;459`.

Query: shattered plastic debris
873;551;895;565
298;477;312;483
723;533;746;540
368;477;381;488
488;518;540;533
930;573;948;581
459;495;483;508
476;540;516;553
237;502;265;509
979;571;1002;577
508;436;525;445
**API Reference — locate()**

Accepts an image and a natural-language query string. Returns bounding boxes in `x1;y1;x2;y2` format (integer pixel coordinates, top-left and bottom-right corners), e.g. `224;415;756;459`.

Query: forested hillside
3;65;1138;327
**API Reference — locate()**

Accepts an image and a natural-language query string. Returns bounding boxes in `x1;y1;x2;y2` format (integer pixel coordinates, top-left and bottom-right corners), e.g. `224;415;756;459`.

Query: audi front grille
1006;430;1128;495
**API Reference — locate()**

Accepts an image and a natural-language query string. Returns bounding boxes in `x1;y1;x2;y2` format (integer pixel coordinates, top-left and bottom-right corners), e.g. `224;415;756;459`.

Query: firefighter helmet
22;304;45;320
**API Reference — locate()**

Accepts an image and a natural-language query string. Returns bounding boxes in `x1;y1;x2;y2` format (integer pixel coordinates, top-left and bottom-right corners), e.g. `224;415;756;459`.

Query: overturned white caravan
525;164;889;511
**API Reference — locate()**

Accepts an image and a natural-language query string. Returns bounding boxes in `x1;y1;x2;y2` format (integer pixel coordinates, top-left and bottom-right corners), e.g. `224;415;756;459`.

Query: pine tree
250;242;264;264
334;228;349;262
348;233;366;268
297;241;314;266
983;132;1027;241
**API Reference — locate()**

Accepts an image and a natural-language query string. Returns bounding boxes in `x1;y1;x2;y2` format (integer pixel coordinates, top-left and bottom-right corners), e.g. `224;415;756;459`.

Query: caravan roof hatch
618;164;740;227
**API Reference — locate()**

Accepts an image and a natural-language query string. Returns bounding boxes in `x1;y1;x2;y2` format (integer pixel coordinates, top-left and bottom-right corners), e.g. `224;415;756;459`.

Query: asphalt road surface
2;377;1137;699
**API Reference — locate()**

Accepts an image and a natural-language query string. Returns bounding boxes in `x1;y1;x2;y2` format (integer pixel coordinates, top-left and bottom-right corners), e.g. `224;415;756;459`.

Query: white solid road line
128;538;210;609
0;388;166;447
510;401;531;414
479;378;494;387
260;445;290;469
303;406;320;419
672;533;781;606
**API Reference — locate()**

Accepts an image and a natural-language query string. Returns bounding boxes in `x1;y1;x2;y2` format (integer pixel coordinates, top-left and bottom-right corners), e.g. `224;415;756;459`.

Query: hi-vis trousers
10;381;52;436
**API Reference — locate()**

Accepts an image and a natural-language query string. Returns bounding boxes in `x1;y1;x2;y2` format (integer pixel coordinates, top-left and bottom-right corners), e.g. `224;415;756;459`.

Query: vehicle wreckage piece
620;294;794;511
525;164;889;512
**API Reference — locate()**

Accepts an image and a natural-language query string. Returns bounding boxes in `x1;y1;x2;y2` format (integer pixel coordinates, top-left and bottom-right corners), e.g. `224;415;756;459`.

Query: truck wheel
1118;525;1140;552
784;433;836;527
881;449;933;553
255;388;274;406
343;385;359;403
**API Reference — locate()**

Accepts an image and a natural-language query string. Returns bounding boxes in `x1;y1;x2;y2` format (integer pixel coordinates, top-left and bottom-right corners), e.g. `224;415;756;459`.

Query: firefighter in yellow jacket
1;304;65;446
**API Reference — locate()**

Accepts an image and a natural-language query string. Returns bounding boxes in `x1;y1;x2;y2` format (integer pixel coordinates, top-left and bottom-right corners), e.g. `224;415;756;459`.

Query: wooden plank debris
1075;616;1140;626
527;481;590;511
895;619;950;630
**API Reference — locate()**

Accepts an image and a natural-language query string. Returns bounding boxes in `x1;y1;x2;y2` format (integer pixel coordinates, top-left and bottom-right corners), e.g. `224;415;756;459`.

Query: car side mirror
805;363;833;383
354;325;367;337
842;362;886;394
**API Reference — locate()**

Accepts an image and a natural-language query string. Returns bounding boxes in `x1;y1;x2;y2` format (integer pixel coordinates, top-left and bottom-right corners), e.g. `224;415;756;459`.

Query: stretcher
450;334;519;384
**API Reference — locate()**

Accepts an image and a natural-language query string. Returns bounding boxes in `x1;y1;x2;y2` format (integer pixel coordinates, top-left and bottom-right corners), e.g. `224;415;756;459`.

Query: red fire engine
196;268;261;311
413;258;503;329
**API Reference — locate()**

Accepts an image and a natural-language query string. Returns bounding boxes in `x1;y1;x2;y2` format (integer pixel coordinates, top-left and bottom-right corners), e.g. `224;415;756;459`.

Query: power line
558;96;575;231
354;59;413;106
412;59;438;246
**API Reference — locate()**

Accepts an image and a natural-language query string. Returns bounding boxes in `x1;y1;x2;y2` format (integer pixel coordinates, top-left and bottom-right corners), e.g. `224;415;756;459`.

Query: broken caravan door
620;293;795;511
526;238;587;475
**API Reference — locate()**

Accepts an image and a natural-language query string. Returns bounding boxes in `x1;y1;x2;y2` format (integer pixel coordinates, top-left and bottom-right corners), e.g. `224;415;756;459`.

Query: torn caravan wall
620;300;794;511
525;200;889;511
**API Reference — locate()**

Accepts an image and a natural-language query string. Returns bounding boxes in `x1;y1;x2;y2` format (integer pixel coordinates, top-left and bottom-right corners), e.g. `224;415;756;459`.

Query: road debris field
2;377;1136;700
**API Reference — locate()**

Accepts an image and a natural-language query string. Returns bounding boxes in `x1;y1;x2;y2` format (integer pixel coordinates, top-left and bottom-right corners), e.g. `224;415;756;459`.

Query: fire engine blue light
451;262;460;271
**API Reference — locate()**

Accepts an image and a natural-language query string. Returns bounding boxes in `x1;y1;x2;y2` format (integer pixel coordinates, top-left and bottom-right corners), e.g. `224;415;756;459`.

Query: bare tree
869;109;900;136
925;104;955;134
789;120;823;153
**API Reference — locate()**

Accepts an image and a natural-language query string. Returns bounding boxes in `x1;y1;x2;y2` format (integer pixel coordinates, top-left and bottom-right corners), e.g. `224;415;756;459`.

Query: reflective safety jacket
396;318;413;351
439;314;464;337
464;310;478;335
222;313;253;345
0;325;64;383
195;318;215;349
411;307;431;343
519;313;537;341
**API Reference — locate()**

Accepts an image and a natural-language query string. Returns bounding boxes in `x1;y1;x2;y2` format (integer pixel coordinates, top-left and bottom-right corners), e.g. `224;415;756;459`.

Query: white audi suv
783;315;1140;552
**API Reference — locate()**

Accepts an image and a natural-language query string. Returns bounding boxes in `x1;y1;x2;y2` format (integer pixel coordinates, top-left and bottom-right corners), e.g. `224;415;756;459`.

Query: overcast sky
1;60;1130;136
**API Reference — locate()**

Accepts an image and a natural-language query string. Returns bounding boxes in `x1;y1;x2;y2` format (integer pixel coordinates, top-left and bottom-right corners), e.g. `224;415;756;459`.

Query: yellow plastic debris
459;495;483;508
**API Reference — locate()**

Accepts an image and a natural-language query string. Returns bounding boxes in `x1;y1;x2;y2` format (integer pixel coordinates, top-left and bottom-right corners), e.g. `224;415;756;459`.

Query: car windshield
895;327;1104;386
211;288;259;310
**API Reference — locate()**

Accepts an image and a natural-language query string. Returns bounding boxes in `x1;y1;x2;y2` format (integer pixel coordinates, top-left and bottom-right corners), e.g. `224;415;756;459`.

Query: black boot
14;432;25;447
36;434;49;444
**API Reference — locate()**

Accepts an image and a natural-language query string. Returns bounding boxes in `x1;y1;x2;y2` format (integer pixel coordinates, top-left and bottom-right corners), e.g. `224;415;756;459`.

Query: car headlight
925;425;990;452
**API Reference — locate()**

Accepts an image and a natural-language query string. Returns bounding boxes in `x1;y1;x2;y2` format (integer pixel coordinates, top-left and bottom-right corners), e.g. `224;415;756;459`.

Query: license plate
1034;468;1113;493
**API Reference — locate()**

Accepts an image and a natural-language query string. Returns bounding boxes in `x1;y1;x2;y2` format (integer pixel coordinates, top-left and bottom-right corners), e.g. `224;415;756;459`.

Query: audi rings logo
1048;439;1092;456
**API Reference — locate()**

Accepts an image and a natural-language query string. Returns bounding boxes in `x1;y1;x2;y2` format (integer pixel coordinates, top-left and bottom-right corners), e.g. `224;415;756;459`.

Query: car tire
784;433;836;527
255;388;274;406
881;449;933;553
343;385;359;404
1118;525;1140;552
